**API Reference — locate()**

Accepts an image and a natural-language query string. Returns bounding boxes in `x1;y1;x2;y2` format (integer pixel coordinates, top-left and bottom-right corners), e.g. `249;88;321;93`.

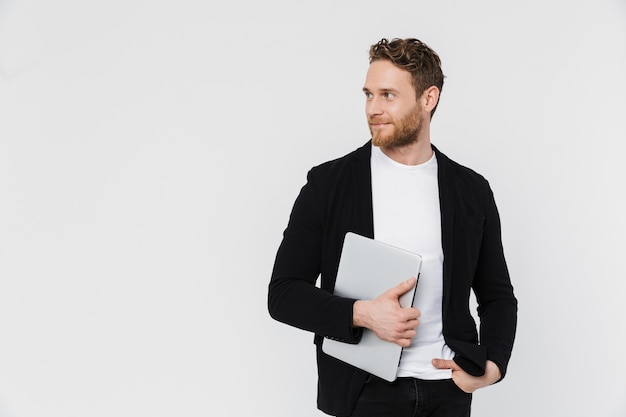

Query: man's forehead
364;61;412;89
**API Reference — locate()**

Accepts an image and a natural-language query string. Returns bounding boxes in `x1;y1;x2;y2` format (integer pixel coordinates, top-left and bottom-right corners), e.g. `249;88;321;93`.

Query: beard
369;109;422;148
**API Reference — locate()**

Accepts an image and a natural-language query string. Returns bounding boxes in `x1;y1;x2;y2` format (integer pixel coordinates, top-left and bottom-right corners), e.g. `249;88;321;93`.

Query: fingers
389;315;420;334
386;277;417;298
393;326;417;339
402;308;421;322
390;327;417;347
389;308;420;344
388;318;419;346
431;358;461;371
365;278;421;346
396;338;412;348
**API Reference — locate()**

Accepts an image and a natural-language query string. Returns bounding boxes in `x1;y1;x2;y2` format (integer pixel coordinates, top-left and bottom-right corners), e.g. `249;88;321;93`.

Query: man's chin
372;135;418;149
371;135;391;147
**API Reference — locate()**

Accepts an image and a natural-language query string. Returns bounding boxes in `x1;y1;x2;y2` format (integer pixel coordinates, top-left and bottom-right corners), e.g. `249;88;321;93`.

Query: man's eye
384;92;394;99
365;92;373;99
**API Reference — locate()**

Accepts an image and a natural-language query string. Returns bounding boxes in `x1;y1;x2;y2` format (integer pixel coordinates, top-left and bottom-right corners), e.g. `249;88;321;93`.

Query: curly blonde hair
369;38;445;117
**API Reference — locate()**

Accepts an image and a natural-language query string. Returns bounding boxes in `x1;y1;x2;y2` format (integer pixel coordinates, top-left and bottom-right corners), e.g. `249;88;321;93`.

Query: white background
1;1;625;416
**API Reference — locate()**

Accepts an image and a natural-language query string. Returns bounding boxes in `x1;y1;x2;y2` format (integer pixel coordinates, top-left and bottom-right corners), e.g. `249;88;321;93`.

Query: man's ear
422;86;440;114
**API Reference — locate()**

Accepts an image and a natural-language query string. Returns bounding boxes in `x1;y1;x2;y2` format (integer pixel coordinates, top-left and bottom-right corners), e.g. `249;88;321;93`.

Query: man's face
363;60;425;148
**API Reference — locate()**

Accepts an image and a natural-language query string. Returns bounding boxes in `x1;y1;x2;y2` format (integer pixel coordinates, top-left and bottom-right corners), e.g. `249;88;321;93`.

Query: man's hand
431;358;502;393
353;278;420;347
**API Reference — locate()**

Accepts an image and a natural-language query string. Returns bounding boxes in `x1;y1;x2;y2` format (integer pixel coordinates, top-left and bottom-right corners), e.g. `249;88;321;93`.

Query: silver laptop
322;232;422;382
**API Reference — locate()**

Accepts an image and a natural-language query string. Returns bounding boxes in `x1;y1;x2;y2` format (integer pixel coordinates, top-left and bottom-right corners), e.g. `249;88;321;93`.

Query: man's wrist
485;360;502;384
352;300;368;328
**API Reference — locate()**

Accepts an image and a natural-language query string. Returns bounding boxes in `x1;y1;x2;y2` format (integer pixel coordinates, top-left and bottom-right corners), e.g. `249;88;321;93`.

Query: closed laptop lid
322;232;422;382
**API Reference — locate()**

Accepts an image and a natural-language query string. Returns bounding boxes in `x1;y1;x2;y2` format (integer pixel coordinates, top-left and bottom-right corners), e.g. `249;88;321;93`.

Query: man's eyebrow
362;87;399;93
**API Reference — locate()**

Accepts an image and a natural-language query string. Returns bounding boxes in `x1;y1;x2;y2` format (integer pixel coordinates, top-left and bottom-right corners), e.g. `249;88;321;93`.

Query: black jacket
268;141;517;416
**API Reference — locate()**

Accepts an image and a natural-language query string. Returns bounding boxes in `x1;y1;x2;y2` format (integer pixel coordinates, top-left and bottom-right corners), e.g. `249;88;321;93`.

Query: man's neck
379;138;433;166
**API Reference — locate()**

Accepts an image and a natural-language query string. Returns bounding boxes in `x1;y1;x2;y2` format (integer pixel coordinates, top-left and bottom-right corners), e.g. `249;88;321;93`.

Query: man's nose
366;97;383;117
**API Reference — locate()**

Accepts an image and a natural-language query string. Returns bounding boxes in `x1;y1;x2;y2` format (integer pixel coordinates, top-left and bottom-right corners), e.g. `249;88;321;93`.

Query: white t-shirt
371;145;454;379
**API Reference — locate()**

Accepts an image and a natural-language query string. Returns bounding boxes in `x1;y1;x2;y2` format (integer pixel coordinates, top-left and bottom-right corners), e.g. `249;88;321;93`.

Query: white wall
1;1;625;416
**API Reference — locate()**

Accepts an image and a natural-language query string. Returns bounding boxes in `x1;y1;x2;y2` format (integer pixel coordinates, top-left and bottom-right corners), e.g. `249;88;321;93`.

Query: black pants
349;377;472;417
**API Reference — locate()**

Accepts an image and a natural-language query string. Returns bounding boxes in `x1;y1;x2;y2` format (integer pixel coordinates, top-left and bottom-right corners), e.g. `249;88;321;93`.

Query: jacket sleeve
472;183;518;380
267;168;362;344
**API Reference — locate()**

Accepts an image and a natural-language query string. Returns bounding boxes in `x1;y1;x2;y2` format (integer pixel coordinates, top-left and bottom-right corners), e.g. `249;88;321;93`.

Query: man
268;38;517;417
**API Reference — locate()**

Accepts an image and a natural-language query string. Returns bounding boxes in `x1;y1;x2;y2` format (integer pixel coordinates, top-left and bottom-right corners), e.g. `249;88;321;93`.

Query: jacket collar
433;145;456;318
351;142;374;239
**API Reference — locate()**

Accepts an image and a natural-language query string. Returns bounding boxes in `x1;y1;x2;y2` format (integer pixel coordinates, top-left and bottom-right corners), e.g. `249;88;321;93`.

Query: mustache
368;117;393;124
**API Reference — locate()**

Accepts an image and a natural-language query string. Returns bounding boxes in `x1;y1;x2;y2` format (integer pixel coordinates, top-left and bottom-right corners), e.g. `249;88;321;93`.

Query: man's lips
369;121;391;129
